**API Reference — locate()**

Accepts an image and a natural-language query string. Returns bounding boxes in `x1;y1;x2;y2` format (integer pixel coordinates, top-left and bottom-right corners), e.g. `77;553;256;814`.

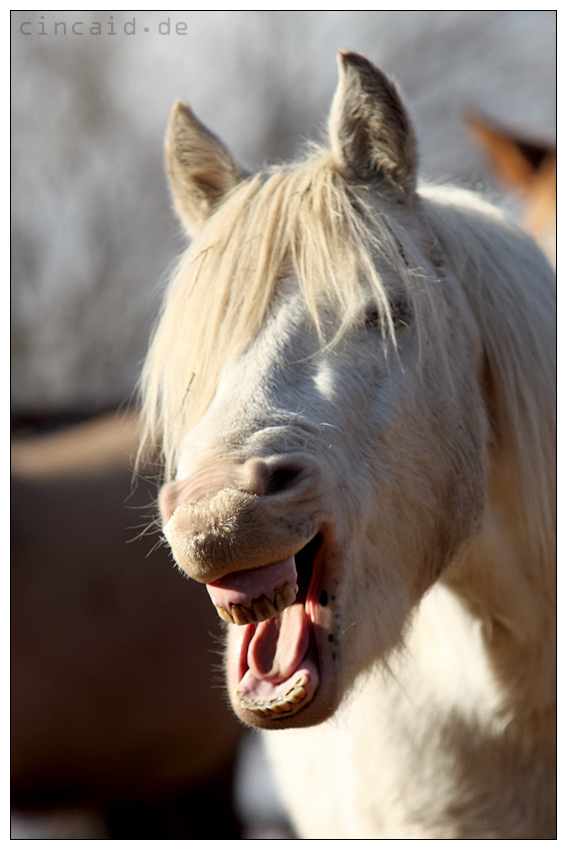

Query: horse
139;51;556;838
11;411;244;838
465;111;556;266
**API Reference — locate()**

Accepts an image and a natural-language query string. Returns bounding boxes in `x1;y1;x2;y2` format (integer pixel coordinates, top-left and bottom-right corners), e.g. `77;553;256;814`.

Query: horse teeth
270;700;293;713
288;686;306;703
235;677;308;714
252;595;278;622
230;604;254;625
275;582;297;612
215;605;234;623
214;581;298;625
274;588;286;613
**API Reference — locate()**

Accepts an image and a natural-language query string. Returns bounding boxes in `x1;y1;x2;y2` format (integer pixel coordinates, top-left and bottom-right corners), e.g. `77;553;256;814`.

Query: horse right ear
165;101;246;236
329;51;417;202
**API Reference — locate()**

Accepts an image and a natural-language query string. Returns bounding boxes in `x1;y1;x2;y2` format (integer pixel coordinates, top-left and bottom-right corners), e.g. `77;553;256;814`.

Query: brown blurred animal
466;111;556;265
11;411;243;838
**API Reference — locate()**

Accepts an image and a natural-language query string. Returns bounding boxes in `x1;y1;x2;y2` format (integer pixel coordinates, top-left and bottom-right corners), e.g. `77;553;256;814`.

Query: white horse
140;51;556;838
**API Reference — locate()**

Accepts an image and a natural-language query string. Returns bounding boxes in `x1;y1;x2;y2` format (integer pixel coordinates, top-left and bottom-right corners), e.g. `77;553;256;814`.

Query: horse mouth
207;530;335;726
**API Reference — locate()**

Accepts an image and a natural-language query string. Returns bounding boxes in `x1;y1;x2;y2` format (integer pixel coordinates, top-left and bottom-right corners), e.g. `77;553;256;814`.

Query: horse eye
364;300;412;331
390;299;412;330
364;305;381;329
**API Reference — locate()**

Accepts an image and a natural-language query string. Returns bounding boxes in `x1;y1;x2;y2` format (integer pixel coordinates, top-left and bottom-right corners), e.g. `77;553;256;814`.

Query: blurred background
12;10;556;416
11;10;556;839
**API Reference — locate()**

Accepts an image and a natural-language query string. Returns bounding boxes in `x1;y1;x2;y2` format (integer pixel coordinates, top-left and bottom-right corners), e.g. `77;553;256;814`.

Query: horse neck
443;442;556;752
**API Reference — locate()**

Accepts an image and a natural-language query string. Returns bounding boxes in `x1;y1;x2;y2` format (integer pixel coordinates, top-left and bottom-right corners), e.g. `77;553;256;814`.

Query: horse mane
420;183;556;582
139;149;429;476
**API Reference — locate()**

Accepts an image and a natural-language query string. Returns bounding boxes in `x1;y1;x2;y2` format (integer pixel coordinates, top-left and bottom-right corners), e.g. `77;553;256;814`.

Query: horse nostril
158;481;178;524
264;463;304;496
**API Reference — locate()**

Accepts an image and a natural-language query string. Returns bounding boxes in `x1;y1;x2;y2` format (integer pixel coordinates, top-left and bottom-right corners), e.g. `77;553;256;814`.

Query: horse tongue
247;602;310;683
207;556;297;612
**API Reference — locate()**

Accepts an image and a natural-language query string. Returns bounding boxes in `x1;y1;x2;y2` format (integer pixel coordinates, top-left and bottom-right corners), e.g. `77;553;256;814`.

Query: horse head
141;52;497;731
140;47;556;837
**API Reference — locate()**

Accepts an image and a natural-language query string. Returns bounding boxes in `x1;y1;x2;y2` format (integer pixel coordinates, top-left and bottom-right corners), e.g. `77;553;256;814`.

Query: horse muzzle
159;455;325;584
159;456;343;727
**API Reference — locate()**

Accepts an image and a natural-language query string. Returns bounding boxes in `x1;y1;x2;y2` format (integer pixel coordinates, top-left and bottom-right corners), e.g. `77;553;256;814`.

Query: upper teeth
215;581;298;624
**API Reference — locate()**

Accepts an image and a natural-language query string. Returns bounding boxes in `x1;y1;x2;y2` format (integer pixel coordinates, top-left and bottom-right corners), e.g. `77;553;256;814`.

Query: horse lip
163;482;325;584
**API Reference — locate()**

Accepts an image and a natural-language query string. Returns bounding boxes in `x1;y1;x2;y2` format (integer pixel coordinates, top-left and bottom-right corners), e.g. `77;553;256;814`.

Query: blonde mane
420;183;555;582
140;150;427;476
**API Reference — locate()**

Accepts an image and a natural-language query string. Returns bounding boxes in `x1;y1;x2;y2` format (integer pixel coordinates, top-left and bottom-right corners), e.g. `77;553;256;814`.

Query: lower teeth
235;676;308;715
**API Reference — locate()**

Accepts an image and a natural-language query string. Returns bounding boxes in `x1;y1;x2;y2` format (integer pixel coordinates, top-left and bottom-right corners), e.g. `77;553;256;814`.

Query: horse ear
464;111;551;190
329;51;417;201
165;100;246;236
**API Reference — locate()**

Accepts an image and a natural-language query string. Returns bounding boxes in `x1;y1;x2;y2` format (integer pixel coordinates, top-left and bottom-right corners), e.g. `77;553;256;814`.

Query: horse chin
224;526;342;729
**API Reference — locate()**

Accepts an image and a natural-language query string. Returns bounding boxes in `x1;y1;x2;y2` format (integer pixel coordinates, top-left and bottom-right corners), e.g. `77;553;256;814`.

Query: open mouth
206;533;325;720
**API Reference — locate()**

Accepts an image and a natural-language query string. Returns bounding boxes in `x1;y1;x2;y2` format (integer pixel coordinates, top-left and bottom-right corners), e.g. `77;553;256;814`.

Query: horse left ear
329;51;417;202
165;100;247;236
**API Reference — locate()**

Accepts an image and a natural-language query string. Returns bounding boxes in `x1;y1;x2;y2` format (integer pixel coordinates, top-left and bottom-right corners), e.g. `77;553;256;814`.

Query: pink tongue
206;557;297;611
247;602;310;683
206;556;310;690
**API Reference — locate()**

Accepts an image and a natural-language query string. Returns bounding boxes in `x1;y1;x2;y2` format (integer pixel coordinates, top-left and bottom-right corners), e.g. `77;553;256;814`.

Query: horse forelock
139;150;434;476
